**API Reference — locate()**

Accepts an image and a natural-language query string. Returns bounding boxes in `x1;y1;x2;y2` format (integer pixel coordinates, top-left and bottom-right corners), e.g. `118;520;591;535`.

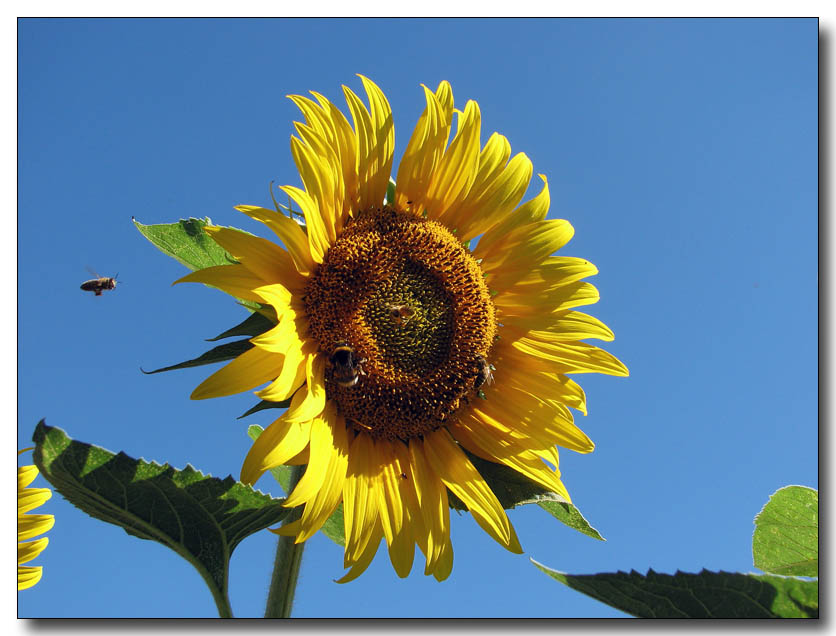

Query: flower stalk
264;465;306;618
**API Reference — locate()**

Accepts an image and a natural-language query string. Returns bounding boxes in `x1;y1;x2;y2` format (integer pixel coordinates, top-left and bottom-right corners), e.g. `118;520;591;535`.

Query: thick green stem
264;465;306;618
208;578;234;618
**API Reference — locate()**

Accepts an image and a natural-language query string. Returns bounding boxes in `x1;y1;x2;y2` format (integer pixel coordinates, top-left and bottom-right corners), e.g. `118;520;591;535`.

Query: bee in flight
473;354;495;390
80;268;119;296
388;304;416;326
329;342;367;387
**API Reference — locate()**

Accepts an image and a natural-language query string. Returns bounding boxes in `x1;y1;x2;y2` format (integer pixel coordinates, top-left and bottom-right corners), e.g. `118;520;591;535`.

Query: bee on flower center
387;304;416;326
329;342;367;388
473;355;495;390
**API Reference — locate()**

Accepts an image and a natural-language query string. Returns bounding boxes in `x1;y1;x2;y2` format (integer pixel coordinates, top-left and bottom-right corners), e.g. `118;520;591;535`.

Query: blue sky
17;18;817;618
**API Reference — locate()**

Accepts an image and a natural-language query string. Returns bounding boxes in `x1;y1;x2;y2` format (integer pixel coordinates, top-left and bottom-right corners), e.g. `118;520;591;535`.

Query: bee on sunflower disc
473;354;495;390
329;342;367;387
387;304;416;326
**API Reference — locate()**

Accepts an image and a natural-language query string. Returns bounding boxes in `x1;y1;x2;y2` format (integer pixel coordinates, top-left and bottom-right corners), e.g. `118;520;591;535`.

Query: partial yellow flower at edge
18;448;54;591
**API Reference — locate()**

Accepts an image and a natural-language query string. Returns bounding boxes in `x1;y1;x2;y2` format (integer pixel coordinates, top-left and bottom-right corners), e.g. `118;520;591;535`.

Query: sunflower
177;76;627;582
18;448;54;590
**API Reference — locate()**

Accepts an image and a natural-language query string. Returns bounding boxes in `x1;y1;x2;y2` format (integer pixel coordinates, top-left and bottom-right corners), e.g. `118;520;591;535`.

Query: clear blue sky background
17;18;817;618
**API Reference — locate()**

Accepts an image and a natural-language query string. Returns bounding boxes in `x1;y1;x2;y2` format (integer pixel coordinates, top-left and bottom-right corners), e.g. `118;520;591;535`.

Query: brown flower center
303;206;496;441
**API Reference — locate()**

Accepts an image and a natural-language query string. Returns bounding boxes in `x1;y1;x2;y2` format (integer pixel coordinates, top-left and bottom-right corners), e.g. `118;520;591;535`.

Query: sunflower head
177;76;627;582
303;203;497;441
18;448;54;591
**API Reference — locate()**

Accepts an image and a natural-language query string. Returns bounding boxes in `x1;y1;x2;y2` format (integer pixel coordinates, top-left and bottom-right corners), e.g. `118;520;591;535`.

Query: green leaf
537;500;604;541
246;425;293;493
32;421;291;617
753;485;818;577
321;503;346;547
238;398;292;420
385;178;396;205
463;452;561;508
133;217;238;271
132;217;238;271
207;311;276;342
247;425;345;547
461;451;604;540
532;562;819;618
133;217;262;311
141;339;252;375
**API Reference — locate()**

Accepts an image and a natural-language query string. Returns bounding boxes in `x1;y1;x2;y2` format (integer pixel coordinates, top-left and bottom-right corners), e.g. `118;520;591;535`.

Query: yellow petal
284;401;336;507
358;75;395;208
18;488;52;515
432;80;455;120
424;100;481;221
423;428;522;554
450;417;572;503
476;174;550;255
240;393;314;485
436;132;509;226
291;127;341;244
343;79;393;210
280;182;331;265
270;518;302;537
173;264;267;304
395;84;451;214
296;124;343;232
18;565;43;590
288;93;335;145
374;440;415;578
18;465;38;490
471;384;594;454
235;205;314;276
312;91;359;221
494;360;588;415
430;533;454;581
191;345;281;400
248;286;294;319
503;312;614;343
496;282;600;319
247;310;297;354
283;354;327;423
336;519;383;584
501;309;613;345
18;514;54;541
342;433;380;565
284;445;310;466
18;537;49;565
201;226;304;292
290;405;349;542
249;306;307;355
479;219;574;276
512;338;629;377
254;345;306;403
447;145;533;241
502;254;597;290
390;441;432;568
407;438;450;573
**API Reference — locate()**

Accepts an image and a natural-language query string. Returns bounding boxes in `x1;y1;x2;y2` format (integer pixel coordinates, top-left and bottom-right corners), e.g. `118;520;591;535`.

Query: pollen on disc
303;205;496;441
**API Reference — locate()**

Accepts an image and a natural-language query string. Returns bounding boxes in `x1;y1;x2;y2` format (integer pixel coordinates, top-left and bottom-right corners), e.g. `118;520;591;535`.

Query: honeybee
329;342;366;387
388;304;416;326
473;355;494;390
80;268;118;296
